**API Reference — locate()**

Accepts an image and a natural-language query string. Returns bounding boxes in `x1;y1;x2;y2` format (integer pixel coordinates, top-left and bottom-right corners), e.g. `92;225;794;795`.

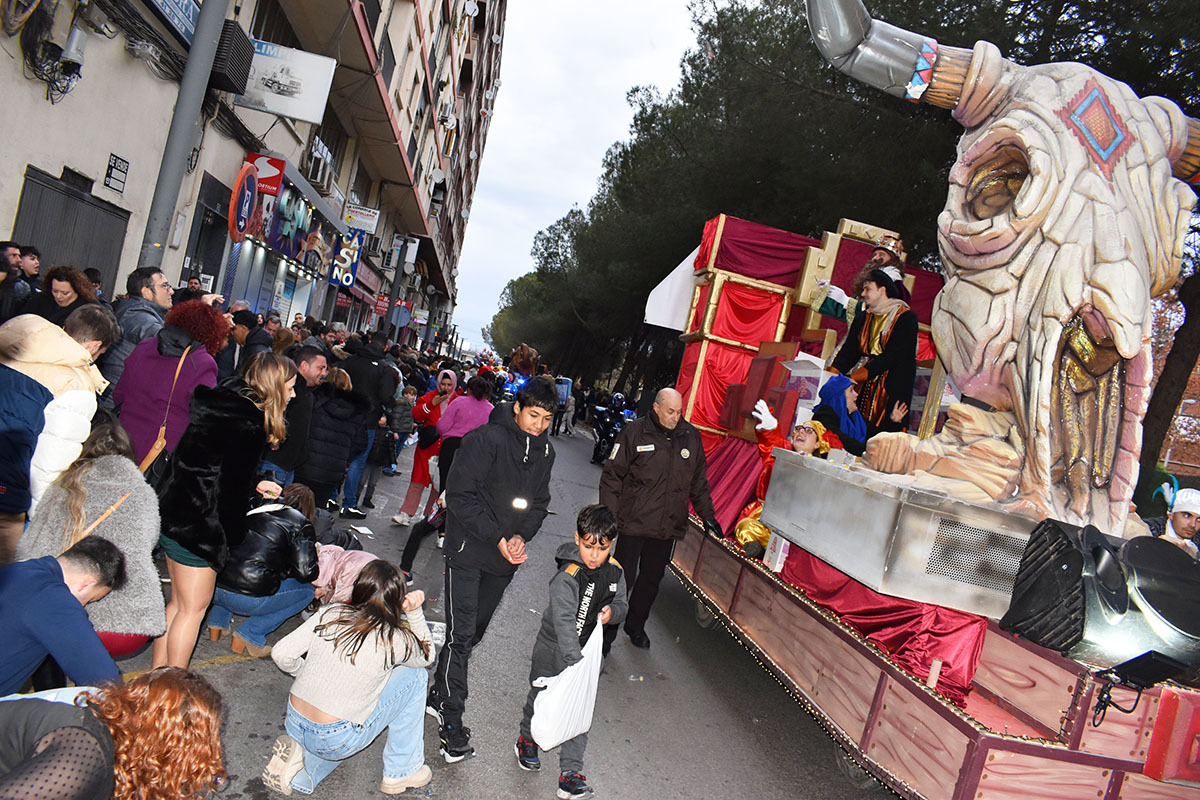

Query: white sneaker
262;735;304;796
380;764;432;794
391;512;412;526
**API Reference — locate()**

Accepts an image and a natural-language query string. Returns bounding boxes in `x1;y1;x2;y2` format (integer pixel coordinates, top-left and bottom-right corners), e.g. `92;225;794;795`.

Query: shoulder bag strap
138;345;192;473
80;491;133;538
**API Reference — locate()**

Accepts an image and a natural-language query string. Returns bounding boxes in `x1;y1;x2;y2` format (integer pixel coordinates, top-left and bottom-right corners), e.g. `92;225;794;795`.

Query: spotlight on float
1000;519;1200;679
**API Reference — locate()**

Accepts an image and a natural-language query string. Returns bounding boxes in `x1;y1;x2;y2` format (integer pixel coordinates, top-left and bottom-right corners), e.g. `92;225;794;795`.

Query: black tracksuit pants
603;534;674;645
430;560;514;725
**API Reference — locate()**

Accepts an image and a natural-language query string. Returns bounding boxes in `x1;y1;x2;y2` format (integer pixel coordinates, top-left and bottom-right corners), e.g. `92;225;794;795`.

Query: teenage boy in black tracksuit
514;504;626;800
430;377;558;762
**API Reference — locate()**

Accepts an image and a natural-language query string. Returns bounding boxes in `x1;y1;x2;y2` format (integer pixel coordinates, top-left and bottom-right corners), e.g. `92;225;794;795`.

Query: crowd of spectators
0;249;586;797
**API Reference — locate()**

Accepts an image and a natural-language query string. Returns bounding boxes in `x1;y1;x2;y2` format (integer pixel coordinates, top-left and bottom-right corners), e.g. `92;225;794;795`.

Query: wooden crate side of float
974;626;1081;734
673;526;703;580
866;673;971;799
1120;771;1200;799
972;749;1110;800
1076;683;1159;763
693;538;743;613
729;561;880;743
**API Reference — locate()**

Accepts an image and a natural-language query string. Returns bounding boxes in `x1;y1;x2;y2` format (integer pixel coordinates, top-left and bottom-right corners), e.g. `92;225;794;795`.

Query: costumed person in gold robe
829;268;917;434
732;399;844;558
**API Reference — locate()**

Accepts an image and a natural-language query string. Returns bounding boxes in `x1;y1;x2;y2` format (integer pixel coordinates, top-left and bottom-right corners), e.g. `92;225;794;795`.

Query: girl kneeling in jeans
263;560;434;795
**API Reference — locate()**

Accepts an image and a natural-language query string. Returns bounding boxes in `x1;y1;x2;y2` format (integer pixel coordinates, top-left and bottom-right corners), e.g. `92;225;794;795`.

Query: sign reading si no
329;231;362;287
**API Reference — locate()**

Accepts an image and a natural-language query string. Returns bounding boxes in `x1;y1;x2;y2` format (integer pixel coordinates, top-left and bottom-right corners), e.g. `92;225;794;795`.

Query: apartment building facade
1;0;506;344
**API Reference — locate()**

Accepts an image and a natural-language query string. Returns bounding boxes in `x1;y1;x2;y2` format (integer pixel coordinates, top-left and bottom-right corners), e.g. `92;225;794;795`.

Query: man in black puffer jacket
295;378;371;508
336;331;394;518
429;377;557;764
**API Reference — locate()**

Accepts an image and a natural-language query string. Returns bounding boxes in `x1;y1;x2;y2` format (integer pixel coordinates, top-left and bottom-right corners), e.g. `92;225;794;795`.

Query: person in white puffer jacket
0;306;118;559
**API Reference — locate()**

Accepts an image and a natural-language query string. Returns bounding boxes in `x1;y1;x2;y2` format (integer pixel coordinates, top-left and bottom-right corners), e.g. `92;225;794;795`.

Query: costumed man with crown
812;234;910;325
828;252;918;433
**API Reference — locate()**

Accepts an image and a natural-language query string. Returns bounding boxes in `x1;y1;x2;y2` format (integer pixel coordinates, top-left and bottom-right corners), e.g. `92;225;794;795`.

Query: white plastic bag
529;628;604;750
428;455;440;492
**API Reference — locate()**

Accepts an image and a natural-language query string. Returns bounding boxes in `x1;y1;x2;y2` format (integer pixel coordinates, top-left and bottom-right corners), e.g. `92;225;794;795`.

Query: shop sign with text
330;232;363;287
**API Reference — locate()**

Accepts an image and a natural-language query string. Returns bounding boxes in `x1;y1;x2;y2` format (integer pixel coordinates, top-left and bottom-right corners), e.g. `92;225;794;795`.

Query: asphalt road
124;425;885;800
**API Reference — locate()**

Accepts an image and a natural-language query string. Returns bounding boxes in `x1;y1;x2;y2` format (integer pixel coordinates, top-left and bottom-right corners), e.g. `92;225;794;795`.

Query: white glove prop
752;399;778;432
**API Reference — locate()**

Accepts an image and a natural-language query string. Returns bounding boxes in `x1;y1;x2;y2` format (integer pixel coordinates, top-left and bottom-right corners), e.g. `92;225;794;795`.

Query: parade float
655;0;1200;796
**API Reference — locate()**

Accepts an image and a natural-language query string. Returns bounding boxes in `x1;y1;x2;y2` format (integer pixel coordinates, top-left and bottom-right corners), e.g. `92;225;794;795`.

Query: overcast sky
451;2;697;352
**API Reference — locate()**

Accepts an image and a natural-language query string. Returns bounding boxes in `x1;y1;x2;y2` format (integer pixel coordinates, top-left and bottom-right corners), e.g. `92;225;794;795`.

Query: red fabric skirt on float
778;546;987;706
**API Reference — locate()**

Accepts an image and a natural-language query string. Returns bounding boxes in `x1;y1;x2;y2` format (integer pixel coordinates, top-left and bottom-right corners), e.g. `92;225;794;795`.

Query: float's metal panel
760;450;1038;618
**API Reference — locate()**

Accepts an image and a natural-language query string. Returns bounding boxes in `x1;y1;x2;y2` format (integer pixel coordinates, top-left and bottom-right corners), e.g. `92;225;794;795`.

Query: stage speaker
1000;519;1200;671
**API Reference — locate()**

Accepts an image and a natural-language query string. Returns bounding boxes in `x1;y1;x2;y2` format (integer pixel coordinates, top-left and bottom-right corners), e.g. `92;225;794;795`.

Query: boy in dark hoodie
514;504;626;800
429;376;558;763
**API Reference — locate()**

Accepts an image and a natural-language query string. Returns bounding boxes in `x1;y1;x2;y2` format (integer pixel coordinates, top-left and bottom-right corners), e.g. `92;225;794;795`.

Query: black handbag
417;423;440;450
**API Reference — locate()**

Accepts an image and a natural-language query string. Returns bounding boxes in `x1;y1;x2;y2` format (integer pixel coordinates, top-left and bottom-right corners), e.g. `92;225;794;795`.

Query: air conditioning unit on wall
304;153;335;196
364;234;384;257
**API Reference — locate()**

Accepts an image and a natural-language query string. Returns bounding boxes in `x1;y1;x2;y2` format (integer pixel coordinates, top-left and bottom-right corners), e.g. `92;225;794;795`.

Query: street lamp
1164;398;1199;471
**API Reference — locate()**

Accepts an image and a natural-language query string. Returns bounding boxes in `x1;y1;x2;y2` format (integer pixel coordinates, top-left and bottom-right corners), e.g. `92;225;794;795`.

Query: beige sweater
272;604;434;724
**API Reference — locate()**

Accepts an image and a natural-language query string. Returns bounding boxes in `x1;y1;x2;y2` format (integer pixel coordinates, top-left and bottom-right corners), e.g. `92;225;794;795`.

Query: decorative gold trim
700;273;725;337
917;357;947;440
836;219;903;257
1173;116;1200;183
924;44;973;110
684;338;710;421
707;333;761;353
683;281;705;333
706;214;727;272
721;271;795;297
796;231;843;311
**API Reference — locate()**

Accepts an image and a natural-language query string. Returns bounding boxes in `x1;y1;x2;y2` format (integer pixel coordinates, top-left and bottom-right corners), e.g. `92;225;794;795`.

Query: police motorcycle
590;393;634;464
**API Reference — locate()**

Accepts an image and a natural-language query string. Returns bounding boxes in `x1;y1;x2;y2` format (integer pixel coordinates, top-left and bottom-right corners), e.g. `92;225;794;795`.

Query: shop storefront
217;152;346;316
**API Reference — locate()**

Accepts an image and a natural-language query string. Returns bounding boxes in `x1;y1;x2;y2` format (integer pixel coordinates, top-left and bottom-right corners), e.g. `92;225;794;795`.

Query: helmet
610;393;626;410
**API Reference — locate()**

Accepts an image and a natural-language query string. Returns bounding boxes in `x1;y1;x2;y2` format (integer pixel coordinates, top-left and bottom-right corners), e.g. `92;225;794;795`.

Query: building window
250;0;301;49
380;33;396;90
362;0;382;36
351;164;372;206
312;107;349;174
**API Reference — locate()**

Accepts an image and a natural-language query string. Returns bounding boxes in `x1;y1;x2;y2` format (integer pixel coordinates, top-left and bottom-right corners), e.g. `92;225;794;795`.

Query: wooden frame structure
673;522;1200;799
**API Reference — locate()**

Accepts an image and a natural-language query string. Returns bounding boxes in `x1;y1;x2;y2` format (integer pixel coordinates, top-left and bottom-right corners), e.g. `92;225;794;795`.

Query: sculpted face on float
807;0;1200;532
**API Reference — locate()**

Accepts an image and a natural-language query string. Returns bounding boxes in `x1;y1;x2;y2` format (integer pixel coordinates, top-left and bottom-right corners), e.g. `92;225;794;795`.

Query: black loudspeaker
209;20;255;95
1000;519;1200;671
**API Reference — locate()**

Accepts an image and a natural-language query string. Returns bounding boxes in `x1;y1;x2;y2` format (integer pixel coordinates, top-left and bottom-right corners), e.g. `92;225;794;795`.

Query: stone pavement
122;426;882;800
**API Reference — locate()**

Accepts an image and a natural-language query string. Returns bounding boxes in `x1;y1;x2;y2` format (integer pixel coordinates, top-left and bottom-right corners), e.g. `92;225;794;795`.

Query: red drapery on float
694;215;819;287
676;339;754;455
779;546;987;706
700;436;760;531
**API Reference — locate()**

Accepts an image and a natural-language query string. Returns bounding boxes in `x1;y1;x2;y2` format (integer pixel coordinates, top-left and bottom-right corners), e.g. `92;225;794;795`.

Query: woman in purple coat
113;300;229;467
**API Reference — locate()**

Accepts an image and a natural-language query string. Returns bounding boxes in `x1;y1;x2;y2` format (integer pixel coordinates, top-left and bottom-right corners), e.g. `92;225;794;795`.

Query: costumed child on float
732;398;844;559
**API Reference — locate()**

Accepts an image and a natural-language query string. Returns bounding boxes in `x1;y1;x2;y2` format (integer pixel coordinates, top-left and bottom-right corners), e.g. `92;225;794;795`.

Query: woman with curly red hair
0;667;226;800
113;299;228;466
21;265;98;327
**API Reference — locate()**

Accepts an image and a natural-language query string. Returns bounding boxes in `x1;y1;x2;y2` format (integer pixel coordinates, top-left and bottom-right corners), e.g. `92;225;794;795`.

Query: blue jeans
259;460;294;486
207;579;314;648
284;665;427;793
340;429;374;508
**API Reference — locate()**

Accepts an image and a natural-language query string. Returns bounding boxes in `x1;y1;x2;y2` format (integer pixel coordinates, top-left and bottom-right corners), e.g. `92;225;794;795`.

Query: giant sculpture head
808;0;1200;531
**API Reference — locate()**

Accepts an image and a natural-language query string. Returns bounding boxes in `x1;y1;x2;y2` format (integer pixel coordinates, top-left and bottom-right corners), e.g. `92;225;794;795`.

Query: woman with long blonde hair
154;351;298;668
264;560;433;795
18;414;165;664
0;668;226;800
